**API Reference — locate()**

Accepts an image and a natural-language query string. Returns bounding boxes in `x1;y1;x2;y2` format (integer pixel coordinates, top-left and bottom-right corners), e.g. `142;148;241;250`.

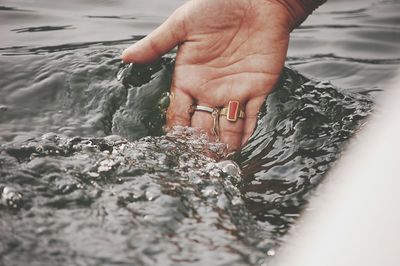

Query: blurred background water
0;0;399;265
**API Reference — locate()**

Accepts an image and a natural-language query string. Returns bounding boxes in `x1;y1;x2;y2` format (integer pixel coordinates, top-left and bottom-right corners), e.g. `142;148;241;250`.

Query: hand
122;0;295;151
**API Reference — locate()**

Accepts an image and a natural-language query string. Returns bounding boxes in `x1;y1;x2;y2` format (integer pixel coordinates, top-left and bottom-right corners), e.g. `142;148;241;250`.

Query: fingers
167;94;265;151
242;96;265;145
166;90;193;129
191;102;217;140
121;10;186;64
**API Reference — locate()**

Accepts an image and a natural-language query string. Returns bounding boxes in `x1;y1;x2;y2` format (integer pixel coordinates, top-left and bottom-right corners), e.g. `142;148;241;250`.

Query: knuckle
167;112;190;126
221;129;242;139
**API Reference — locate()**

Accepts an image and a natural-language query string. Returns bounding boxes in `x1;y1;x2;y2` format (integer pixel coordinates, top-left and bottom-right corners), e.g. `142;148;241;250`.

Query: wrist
268;0;326;30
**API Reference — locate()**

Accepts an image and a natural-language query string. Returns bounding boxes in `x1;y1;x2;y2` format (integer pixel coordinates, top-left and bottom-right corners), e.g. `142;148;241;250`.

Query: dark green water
0;0;399;265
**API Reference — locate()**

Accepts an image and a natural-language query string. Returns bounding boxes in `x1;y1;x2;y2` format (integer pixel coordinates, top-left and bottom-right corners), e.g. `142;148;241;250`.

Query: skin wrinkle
177;52;284;90
216;4;249;59
207;34;289;72
169;15;185;46
182;67;280;107
223;5;252;58
222;128;244;137
221;23;244;59
182;3;253;65
195;70;276;91
224;56;283;75
177;50;282;71
193;72;275;101
180;34;228;64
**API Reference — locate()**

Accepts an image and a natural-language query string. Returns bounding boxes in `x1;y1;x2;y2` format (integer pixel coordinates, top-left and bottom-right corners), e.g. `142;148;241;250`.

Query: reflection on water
0;59;372;265
289;0;400;89
235;68;372;237
0;0;399;265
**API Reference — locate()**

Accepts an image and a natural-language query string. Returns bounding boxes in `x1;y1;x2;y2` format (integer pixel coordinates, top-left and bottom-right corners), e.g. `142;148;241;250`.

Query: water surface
0;0;399;265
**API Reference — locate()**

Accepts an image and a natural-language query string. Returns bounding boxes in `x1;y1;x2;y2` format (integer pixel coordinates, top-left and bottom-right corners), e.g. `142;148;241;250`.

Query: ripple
0;6;33;12
0;128;271;265
233;67;373;235
11;25;75;33
85;15;137;20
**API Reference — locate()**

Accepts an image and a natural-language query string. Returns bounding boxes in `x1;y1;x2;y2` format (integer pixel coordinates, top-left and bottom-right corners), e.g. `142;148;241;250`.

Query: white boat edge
270;70;400;266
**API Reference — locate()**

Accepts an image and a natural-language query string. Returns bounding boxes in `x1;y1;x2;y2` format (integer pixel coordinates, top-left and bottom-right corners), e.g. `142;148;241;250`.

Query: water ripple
11;25;75;33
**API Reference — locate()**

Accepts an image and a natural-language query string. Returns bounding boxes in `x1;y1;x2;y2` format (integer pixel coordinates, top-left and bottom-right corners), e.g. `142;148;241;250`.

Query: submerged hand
122;0;299;151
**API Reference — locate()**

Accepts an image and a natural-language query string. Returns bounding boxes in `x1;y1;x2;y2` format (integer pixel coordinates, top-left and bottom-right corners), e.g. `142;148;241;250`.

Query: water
0;0;399;265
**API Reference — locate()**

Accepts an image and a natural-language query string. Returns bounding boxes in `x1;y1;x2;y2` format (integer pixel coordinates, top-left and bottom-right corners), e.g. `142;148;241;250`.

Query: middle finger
191;101;219;141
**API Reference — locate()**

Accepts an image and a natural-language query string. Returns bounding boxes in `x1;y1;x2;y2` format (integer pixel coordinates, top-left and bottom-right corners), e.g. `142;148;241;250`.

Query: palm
123;0;291;151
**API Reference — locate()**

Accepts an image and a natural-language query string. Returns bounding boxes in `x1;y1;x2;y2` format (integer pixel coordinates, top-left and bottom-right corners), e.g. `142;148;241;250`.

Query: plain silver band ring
191;105;216;114
190;104;220;139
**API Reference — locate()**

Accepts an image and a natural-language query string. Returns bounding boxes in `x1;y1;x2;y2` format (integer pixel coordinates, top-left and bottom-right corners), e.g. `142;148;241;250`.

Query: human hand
122;0;301;151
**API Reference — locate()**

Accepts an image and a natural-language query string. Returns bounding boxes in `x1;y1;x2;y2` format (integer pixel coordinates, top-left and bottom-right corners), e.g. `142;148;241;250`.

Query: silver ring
191;105;217;114
190;105;220;140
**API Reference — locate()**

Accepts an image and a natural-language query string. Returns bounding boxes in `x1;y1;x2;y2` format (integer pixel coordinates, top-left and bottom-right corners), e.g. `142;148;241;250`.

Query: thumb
122;10;186;64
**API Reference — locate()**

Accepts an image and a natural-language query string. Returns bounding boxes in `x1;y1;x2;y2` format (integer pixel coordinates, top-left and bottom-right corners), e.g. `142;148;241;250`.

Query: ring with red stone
219;101;245;122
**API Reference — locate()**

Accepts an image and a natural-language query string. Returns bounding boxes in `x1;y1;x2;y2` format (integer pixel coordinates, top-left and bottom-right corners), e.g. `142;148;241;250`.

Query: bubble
217;160;242;176
201;186;218;197
1;186;23;209
267;248;276;256
116;63;133;81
